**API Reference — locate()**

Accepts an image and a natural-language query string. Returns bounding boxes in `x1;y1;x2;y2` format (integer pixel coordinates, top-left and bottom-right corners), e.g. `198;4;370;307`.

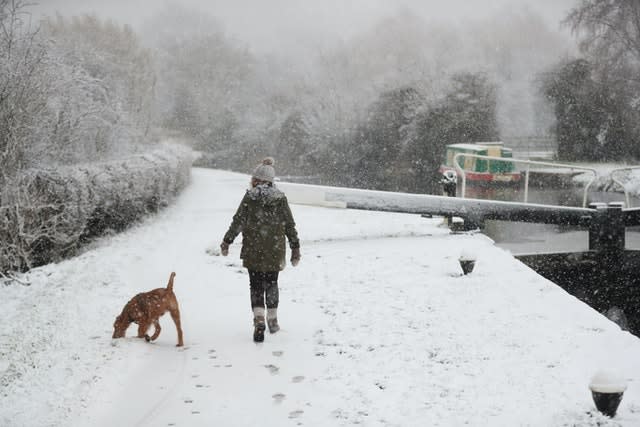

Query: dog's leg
149;320;161;341
169;308;184;347
137;322;151;342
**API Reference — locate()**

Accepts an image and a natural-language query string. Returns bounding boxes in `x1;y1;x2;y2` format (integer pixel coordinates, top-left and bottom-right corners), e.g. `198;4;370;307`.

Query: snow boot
253;308;266;343
253;316;266;342
267;308;280;334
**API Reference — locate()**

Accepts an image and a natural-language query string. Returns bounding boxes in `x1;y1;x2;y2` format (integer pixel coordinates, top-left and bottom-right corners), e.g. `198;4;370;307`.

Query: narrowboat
438;142;521;185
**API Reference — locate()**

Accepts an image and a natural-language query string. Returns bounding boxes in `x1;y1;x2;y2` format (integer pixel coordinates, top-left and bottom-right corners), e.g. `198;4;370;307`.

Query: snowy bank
1;168;640;427
570;163;640;207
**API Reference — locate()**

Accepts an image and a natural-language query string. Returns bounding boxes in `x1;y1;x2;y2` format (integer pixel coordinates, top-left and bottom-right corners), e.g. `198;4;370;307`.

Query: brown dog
112;272;184;347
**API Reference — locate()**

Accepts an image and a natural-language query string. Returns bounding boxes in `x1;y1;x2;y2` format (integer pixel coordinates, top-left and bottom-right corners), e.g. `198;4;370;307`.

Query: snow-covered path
3;168;640;427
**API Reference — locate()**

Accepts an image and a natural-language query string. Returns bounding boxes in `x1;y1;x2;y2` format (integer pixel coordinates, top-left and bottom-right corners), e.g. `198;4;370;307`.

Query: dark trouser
248;270;279;310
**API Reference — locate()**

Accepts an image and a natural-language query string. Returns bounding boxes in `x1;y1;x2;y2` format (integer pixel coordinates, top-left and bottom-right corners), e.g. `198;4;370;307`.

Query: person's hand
291;247;301;266
220;241;229;256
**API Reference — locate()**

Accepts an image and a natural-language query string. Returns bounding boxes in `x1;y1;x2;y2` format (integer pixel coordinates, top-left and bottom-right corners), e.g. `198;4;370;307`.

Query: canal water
469;184;640;335
467;186;640;254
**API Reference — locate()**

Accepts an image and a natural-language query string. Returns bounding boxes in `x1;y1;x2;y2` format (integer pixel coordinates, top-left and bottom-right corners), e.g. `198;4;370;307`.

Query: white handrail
451;153;598;208
608;166;640;208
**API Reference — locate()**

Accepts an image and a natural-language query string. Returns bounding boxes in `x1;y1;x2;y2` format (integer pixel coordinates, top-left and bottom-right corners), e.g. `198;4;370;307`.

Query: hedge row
0;146;193;273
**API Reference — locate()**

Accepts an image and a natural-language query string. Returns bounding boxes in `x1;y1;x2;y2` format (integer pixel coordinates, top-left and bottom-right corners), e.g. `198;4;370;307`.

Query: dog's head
112;314;130;339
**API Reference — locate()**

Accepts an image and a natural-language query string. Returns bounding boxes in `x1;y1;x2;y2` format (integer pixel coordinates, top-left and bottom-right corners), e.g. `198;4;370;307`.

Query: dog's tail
167;272;176;291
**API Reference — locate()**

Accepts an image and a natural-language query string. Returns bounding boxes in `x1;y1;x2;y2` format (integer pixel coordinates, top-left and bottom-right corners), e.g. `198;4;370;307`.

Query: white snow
590;371;628;394
458;248;477;262
2;167;640;427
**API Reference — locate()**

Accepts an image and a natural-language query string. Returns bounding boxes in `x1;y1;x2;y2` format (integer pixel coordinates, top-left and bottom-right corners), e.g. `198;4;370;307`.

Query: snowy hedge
0;146;193;273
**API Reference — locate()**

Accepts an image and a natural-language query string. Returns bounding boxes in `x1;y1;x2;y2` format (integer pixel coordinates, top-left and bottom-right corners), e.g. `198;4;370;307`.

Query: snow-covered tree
542;58;635;161
43;14;156;154
402;72;499;193
276;111;310;176
538;1;640;162
350;87;422;191
143;4;254;161
0;0;50;183
0;3;179;273
565;0;640;72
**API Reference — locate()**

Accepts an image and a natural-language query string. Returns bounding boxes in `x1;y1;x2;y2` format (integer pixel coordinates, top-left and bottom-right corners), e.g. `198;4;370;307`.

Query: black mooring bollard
459;250;476;275
591;391;624;417
459;259;475;275
589;371;627;418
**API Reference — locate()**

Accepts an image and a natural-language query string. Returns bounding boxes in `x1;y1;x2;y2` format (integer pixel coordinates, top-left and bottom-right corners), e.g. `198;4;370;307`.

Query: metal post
588;202;625;255
524;164;530;203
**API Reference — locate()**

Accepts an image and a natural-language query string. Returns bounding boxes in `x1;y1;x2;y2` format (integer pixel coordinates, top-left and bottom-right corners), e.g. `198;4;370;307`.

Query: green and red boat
438;142;521;185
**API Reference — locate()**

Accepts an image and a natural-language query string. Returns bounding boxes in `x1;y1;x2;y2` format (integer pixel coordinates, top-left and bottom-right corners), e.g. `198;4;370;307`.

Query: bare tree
564;0;640;70
44;14;156;155
0;3;170;273
144;4;253;156
0;0;49;185
560;1;640;162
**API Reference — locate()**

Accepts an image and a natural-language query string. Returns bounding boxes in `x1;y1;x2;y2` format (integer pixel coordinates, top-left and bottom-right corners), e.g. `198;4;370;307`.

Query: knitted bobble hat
252;157;276;182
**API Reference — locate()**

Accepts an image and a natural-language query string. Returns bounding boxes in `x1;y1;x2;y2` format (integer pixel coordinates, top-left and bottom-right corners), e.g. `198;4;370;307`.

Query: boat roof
474;141;504;146
447;142;508;152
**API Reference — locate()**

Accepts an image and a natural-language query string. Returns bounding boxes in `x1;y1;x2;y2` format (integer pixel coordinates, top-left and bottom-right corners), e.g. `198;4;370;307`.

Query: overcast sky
34;0;577;53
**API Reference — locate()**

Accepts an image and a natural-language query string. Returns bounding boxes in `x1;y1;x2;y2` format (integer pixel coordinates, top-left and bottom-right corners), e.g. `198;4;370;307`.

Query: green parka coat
223;184;299;272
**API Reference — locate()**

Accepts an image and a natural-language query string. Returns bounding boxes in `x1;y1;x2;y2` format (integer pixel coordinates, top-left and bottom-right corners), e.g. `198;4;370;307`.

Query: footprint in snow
289;410;304;419
272;393;286;403
205;247;220;256
264;364;279;375
272;350;284;357
292;376;305;383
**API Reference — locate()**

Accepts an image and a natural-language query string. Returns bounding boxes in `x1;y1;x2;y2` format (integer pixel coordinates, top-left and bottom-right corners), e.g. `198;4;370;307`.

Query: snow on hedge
0;145;193;273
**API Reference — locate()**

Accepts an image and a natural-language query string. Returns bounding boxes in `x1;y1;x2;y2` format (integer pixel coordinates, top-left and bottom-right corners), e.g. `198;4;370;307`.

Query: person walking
220;157;301;342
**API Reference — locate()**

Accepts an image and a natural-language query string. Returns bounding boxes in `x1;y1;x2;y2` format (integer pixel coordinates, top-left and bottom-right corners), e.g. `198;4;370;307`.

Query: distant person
440;170;457;227
220;157;301;342
440;170;457;197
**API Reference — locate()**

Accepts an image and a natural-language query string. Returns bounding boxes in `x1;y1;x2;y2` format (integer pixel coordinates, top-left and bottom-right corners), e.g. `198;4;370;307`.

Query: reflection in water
485;221;587;254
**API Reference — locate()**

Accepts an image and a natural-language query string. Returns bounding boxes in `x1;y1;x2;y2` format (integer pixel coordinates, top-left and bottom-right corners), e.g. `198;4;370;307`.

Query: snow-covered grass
2;168;640;427
572;163;640;198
